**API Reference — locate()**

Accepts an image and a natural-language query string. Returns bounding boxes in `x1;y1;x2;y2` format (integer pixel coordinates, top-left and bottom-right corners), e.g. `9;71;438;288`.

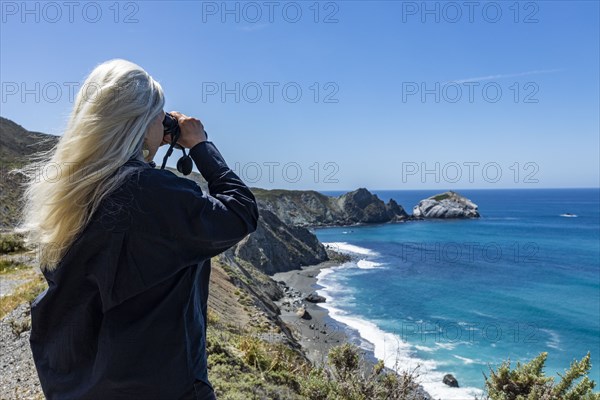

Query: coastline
270;260;380;370
270;258;434;400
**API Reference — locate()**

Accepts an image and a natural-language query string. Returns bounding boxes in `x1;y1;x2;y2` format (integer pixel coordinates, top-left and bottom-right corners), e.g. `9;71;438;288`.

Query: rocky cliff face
251;188;344;227
412;191;480;219
230;209;329;275
0;117;60;230
386;198;411;222
338;188;406;223
252;187;410;227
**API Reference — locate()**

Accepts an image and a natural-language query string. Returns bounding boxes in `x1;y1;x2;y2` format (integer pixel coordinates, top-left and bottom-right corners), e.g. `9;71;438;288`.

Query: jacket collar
124;157;153;169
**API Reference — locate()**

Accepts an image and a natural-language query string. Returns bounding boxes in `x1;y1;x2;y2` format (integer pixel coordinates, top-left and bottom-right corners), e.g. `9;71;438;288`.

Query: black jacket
29;141;260;399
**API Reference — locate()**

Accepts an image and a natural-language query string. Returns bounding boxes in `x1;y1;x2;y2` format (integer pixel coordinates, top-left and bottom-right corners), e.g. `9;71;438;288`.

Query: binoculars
162;112;208;149
158;112;208;175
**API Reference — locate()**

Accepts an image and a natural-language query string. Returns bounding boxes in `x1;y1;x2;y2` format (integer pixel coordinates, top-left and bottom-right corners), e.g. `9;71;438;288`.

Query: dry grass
0;259;30;274
0;274;47;319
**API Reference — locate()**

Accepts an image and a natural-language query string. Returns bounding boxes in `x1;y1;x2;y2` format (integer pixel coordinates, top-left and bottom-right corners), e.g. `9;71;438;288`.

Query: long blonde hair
11;59;165;272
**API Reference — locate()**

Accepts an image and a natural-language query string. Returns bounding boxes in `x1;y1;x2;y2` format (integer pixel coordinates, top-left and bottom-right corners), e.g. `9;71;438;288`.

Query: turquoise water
313;189;600;399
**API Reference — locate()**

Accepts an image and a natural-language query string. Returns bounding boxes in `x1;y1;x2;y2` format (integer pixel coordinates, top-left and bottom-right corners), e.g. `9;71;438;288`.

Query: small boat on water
560;213;578;218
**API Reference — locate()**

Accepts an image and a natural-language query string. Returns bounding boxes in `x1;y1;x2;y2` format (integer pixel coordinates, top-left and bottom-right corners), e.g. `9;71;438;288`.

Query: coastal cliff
252;187;410;227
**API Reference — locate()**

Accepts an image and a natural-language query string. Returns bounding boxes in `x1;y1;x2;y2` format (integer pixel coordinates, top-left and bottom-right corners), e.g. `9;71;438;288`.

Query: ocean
312;189;600;399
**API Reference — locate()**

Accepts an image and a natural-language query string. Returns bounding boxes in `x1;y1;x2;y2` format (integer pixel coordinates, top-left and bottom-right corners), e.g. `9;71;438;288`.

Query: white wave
454;355;477;365
415;345;436;352
541;329;562;350
316;266;357;303
317;265;358;284
315;274;484;399
316;284;354;299
356;259;384;269
560;213;578;218
436;342;459;350
316;266;340;279
323;241;379;256
418;370;484;399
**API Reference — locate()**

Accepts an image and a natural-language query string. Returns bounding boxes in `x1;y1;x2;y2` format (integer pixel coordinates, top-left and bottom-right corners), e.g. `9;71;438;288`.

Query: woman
15;59;260;399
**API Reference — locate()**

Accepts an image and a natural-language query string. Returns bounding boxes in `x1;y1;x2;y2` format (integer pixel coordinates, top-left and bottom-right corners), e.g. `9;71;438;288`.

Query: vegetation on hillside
0;233;598;399
206;313;424;400
432;193;451;201
1;232;28;254
299;343;424;400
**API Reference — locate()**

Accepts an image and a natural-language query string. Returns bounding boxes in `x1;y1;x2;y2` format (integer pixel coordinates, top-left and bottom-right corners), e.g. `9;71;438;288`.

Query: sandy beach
269;256;436;399
270;259;382;375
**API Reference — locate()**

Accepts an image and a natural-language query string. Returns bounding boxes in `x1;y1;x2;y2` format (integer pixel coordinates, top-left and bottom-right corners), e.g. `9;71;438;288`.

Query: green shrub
432;193;450;201
0;259;29;274
481;351;600;400
0;233;28;254
299;343;422;400
328;343;360;382
300;367;335;400
237;335;270;370
207;308;220;325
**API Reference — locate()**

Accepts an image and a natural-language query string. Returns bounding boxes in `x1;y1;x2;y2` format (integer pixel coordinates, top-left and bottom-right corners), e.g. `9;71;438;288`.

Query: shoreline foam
273;241;486;400
270;258;433;399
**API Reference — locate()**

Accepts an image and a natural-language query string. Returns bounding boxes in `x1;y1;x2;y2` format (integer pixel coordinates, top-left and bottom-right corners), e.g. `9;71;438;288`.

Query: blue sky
1;1;599;190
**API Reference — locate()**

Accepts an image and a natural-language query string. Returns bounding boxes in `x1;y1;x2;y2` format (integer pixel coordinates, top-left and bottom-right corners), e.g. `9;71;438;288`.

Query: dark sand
270;260;435;399
270;260;380;374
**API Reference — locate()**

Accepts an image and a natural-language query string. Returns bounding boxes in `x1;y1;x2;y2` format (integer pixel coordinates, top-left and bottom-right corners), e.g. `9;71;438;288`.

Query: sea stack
413;191;480;219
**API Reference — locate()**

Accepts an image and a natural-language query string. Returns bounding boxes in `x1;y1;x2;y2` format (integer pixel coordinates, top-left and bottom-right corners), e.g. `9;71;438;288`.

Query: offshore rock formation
413;191;480;219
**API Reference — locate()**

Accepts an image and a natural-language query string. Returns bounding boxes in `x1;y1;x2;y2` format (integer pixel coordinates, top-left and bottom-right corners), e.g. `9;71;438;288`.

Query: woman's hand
160;133;172;147
163;111;208;149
